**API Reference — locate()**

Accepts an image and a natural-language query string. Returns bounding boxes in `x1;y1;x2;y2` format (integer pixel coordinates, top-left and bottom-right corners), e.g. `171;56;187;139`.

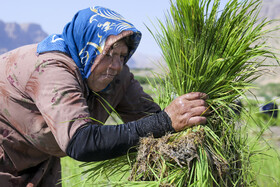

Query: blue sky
0;0;229;56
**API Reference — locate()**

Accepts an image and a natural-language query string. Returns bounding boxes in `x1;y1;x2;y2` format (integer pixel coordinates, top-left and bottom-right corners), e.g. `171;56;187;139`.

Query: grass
243;99;280;186
61;157;88;186
251;147;280;187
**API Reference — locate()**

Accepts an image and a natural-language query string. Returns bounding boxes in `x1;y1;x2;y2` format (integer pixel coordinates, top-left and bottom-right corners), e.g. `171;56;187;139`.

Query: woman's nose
110;56;123;72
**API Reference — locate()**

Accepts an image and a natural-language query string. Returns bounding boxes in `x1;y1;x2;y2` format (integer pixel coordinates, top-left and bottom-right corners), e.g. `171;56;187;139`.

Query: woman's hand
164;92;209;132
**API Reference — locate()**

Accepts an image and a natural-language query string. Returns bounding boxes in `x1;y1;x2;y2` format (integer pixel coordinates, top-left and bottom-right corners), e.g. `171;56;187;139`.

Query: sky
0;0;229;57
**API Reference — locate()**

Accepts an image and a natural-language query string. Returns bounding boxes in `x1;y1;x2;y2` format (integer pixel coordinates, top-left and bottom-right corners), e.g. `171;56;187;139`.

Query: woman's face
87;40;128;92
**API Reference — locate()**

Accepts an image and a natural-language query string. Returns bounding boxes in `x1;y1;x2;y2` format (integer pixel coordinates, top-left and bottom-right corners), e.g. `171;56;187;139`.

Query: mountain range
0;21;48;54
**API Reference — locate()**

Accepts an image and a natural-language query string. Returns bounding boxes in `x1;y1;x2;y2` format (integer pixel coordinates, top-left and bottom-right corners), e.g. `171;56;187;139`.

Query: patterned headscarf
37;6;141;79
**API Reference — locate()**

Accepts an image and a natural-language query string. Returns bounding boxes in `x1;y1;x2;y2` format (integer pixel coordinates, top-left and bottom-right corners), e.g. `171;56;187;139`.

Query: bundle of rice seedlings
128;0;279;186
66;0;279;186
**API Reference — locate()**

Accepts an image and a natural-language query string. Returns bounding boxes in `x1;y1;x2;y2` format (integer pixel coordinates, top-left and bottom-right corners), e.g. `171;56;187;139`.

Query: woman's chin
90;84;110;92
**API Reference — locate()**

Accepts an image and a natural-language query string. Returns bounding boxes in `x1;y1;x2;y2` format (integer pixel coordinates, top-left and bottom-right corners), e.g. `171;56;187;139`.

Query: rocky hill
0;20;48;54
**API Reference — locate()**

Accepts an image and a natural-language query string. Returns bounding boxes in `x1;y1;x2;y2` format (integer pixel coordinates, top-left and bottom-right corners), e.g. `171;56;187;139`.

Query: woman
0;6;208;186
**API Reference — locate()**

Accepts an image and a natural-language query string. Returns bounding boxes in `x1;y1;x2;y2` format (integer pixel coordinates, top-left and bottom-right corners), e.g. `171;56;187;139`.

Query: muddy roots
129;128;229;185
130;129;204;181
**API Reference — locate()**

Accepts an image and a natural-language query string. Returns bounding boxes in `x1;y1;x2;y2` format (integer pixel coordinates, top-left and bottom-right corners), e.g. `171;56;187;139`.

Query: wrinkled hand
165;92;209;132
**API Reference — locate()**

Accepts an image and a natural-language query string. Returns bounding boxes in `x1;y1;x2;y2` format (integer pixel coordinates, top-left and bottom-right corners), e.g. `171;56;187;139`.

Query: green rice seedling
129;0;279;186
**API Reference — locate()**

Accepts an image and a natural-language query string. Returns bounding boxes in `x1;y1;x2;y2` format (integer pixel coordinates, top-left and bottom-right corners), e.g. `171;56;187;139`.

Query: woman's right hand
164;92;209;132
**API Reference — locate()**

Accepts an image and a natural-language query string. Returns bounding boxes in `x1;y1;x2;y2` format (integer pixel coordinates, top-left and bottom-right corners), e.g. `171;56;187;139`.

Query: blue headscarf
37;6;141;79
